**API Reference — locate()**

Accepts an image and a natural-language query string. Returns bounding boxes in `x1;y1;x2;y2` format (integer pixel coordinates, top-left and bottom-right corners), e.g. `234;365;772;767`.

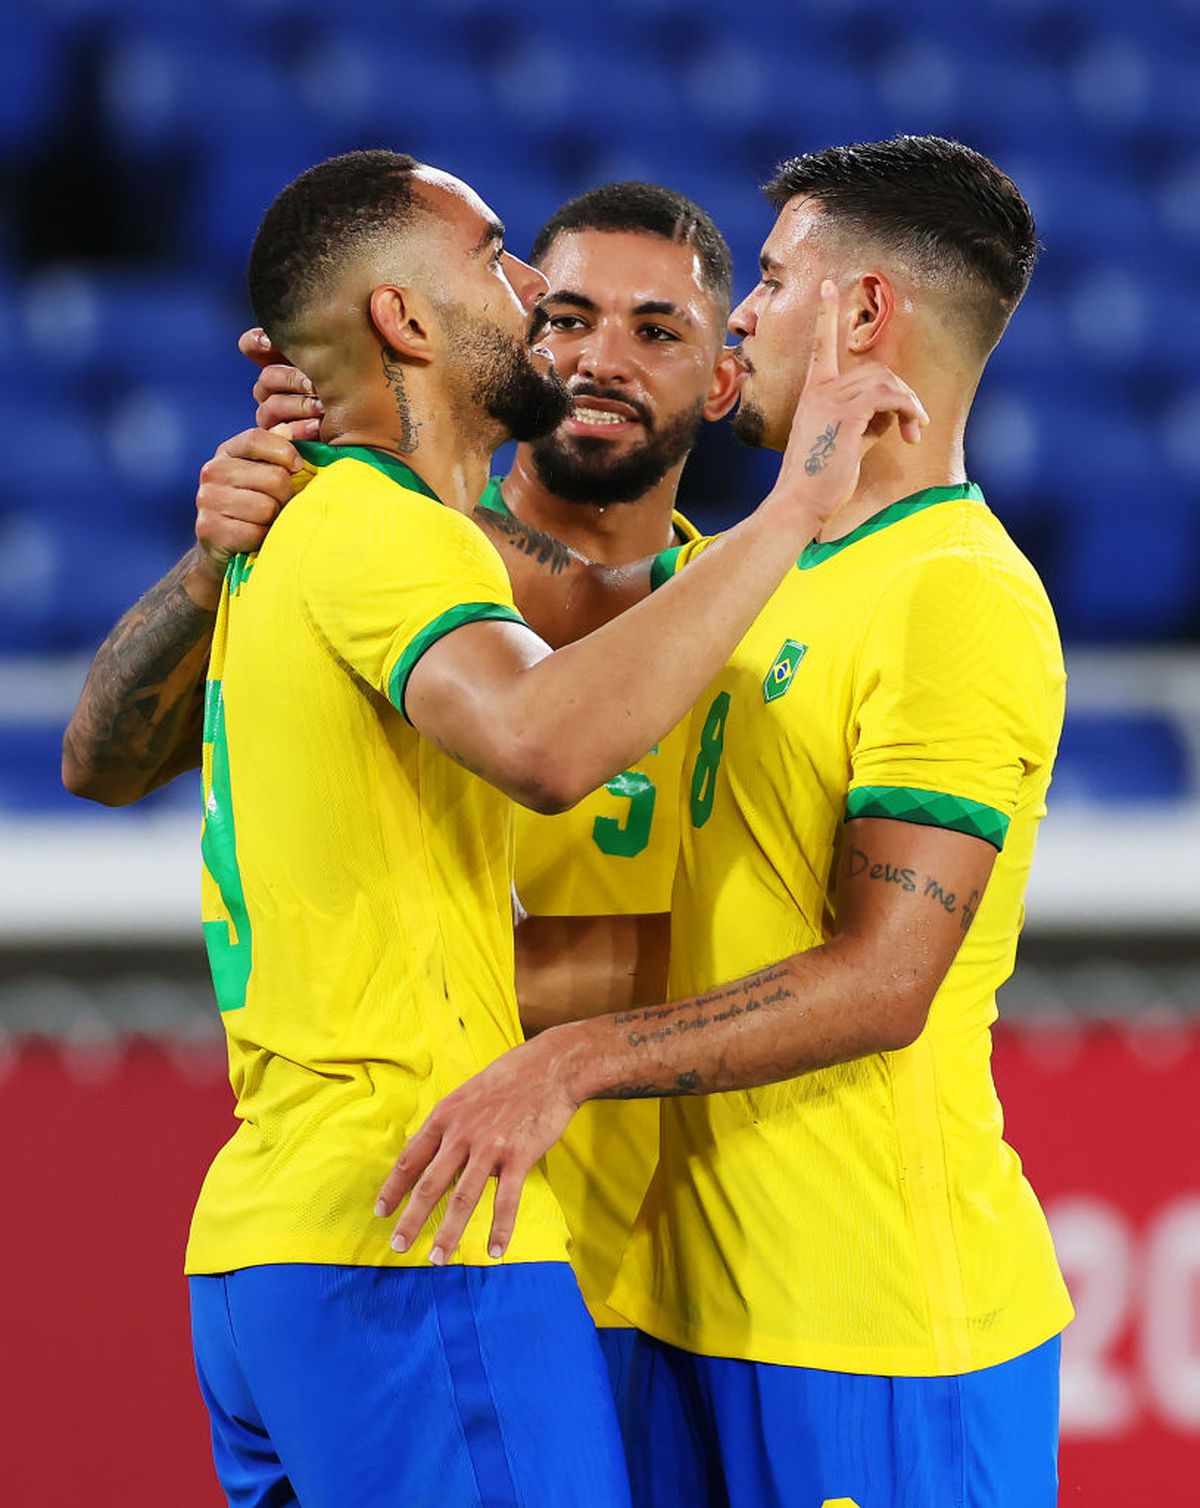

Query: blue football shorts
621;1330;1061;1508
597;1323;639;1408
188;1261;631;1508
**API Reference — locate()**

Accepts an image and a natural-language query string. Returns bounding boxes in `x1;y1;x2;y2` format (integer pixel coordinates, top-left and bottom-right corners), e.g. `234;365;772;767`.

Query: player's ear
368;285;435;365
703;347;745;423
846;272;894;355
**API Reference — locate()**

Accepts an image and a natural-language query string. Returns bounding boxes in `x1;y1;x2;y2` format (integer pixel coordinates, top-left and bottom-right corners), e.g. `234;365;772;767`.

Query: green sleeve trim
649;545;684;592
388;602;527;722
845;785;1010;850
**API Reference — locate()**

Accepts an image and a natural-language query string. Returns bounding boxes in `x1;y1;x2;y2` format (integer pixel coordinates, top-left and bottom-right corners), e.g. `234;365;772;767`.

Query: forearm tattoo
595;965;797;1100
63;553;215;787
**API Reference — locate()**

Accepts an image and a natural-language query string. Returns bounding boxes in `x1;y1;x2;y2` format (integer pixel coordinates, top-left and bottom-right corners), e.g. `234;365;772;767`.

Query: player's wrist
183;544;225;611
548;1017;612;1107
756;486;826;549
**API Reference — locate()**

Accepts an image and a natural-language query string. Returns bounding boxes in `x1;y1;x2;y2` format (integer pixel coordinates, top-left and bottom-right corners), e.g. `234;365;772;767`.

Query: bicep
404;617;556;798
832;816;998;1039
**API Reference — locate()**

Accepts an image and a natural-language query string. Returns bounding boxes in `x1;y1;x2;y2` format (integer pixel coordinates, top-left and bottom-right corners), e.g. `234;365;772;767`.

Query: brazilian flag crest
762;639;807;703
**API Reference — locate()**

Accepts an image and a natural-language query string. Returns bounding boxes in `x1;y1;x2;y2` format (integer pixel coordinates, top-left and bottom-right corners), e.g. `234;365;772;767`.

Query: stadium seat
1053;713;1192;804
0;18;66;156
19;267;240;383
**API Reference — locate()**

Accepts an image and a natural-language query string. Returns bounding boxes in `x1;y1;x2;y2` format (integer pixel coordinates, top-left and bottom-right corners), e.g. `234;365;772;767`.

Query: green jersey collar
477;477;513;517
798;482;984;570
292;441;442;504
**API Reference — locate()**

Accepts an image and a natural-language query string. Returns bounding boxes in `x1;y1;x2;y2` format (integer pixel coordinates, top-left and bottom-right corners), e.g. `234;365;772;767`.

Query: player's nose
728;297;756;341
576;323;633;385
506;253;550;312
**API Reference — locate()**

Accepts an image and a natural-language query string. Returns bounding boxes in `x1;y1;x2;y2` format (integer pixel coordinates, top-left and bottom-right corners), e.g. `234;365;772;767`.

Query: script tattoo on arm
803;421;841;475
474;506;573;576
595;965;797;1099
63;553;214;796
381;345;421;453
845;841;981;933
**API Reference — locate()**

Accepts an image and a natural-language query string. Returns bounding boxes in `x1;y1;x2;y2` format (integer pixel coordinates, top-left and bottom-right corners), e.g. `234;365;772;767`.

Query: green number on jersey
690;691;730;828
593;767;657;858
201;677;253;1011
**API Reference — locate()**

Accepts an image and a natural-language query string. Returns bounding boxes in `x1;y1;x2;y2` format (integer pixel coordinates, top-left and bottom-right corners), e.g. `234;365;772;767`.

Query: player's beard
731;396;769;448
441;304;572;442
530;391;705;507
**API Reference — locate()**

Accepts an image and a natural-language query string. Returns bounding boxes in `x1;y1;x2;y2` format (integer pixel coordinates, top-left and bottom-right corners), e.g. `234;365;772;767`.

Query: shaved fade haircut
248;149;421;344
765;136;1038;353
530;181;734;312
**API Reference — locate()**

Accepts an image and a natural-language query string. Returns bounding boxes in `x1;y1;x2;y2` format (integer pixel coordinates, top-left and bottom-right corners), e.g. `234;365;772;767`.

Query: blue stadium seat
19;268;240;384
1157;157;1200;250
1055;505;1199;640
1053;713;1191;804
0;18;66;156
101;378;255;514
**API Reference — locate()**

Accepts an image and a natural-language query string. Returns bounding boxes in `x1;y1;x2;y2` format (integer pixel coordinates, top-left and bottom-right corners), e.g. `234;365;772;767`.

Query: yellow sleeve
298;483;526;721
848;553;1061;850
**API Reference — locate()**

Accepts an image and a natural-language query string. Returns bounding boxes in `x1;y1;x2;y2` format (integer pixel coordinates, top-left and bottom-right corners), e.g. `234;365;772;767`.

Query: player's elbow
875;986;934;1053
61;740;143;807
482;728;582;815
506;755;583;816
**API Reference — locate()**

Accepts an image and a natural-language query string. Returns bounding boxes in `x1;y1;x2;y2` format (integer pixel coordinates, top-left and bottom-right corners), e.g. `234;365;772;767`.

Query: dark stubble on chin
442;304;572;443
530;395;707;507
731;398;768;448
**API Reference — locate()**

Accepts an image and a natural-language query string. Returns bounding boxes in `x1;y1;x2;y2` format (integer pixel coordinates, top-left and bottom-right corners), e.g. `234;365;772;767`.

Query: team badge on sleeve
763;639;807;703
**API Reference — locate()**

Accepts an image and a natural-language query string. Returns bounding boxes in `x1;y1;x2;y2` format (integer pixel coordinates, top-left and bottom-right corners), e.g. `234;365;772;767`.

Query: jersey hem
388;602;527;722
604;1291;1074;1377
184;1248;571;1277
845;784;1010;850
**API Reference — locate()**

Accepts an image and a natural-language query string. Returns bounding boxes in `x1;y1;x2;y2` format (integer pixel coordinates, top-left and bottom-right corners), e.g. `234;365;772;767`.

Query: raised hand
238;326;324;440
772;279;928;526
196;427;305;574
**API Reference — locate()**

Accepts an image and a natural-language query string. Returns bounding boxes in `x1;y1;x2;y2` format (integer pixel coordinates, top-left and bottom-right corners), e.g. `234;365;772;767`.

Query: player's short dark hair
530;181;734;311
247;149;421;343
764;136;1037;352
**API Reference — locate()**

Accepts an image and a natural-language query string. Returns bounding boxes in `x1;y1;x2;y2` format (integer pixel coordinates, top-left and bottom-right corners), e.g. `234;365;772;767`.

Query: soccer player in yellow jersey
65;180;743;1430
383;137;1072;1507
64;149;927;1505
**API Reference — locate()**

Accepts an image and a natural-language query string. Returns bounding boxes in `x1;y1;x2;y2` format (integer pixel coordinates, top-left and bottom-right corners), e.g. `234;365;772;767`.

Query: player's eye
548;314;587;331
640;324;679;342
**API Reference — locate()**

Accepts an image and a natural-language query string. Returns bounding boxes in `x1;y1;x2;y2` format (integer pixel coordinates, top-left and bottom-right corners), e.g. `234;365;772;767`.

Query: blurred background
1;0;1197;1501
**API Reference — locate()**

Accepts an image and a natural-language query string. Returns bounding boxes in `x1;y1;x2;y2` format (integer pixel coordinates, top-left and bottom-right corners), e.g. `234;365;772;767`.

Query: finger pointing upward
807;278;841;385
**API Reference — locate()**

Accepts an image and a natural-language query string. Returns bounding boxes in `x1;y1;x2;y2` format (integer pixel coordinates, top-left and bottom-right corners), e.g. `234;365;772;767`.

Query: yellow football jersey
186;443;570;1275
484;476;698;1325
608;483;1074;1375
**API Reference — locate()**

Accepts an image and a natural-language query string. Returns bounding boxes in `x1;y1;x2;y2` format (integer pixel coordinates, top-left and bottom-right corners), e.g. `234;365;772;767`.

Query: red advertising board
994;1020;1200;1503
1;1025;1197;1504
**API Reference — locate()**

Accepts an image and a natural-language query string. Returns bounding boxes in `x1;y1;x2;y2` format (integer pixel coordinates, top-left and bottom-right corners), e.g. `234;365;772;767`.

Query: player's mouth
562;394;646;438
